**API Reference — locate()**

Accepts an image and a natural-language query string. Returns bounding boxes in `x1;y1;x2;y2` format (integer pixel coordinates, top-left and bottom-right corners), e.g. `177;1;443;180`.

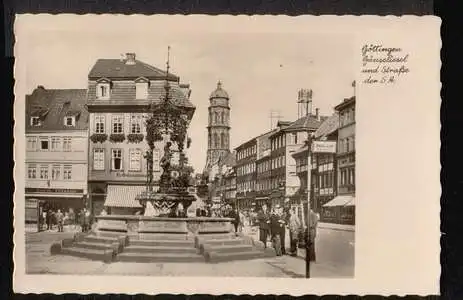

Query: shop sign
311;141;336;153
26;188;84;194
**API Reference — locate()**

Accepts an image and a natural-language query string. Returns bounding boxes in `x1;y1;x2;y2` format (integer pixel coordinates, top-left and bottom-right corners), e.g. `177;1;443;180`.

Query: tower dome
209;81;229;99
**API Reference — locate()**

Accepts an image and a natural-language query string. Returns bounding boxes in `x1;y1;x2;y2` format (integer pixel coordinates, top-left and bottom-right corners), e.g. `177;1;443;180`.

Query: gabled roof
88;58;179;81
314;113;339;138
26;87;88;132
282;114;324;132
334;96;356;111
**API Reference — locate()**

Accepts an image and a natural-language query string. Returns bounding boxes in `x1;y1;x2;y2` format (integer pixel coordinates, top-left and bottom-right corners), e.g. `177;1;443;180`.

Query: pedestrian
276;206;287;255
257;204;270;248
46;209;53;231
41;210;47;231
238;210;245;232
269;207;282;256
288;207;302;256
56;209;64;232
308;208;319;261
83;208;92;232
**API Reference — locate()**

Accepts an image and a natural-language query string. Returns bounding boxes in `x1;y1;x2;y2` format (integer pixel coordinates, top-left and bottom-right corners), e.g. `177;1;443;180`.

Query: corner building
86;53;194;215
25;87;89;219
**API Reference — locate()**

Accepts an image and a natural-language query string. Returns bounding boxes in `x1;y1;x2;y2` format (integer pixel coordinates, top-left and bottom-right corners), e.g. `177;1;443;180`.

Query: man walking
257;204;270;248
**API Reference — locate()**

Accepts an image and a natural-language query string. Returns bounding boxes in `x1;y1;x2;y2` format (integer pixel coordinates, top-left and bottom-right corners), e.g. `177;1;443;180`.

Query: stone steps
204;250;269;263
83;235;120;244
116;252;205;263
200;238;247;246
123;245;198;254
74;241;115;251
138;233;191;241
60;246;115;263
129;239;195;248
200;243;254;254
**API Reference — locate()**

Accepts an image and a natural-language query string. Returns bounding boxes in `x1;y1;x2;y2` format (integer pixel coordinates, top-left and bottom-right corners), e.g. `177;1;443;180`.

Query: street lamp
305;132;314;278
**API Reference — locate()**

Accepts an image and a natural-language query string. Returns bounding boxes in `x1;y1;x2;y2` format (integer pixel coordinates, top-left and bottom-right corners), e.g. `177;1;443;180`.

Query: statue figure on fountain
159;141;173;193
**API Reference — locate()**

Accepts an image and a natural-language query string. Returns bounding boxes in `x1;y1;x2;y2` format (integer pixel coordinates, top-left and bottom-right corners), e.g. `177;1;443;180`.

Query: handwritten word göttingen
361;44;410;85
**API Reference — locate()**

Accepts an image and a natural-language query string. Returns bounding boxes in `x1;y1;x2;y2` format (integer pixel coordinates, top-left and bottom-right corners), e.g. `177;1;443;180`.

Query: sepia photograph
22;23;355;278
13;15;440;295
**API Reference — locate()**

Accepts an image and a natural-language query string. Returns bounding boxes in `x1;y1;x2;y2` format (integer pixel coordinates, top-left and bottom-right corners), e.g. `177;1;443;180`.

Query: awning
345;197;355;207
323;195;355;207
104;185;144;208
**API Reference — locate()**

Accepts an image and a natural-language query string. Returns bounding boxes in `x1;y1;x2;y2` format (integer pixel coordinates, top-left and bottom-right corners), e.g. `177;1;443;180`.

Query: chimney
125;53;136;65
37;85;45;90
315;108;320;121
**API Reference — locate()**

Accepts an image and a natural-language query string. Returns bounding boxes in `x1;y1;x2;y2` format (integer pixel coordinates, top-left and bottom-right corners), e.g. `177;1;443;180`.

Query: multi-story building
86;53;194;215
311;113;339;221
235;139;257;209
268;111;326;209
25;86;89;221
331;96;356;224
254;129;277;208
207;152;236;210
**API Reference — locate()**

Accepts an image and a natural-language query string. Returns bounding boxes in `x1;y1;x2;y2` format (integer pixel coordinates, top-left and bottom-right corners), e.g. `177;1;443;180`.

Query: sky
20;16;355;173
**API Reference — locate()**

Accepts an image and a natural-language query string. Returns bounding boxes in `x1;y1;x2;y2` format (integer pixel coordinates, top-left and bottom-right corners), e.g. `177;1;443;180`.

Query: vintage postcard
13;15;440;295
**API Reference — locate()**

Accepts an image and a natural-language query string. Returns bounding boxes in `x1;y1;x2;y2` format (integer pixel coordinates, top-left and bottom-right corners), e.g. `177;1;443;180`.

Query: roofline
334;96;356;111
234;138;257;151
88;76;179;81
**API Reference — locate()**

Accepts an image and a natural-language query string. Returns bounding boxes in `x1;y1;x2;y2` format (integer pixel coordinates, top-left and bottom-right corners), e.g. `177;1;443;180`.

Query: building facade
86;53;194;215
204;81;231;173
332;96;356;224
235;139;257;209
311;114;339;222
25;87;89;221
268;113;325;208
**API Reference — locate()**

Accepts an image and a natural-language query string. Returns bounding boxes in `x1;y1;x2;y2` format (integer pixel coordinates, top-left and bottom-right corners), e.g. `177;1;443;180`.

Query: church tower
204;81;231;172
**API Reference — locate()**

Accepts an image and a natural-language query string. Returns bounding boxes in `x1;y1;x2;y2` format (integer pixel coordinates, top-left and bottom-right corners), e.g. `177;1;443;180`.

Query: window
97;83;110;100
40;138;49;150
112;114;124;134
131;114;142;134
346;137;350;152
291;133;297;144
63;137;72;151
95;114;105;133
27;164;37;179
30;117;41;126
93;148;105;170
64;116;75;126
136;82;148;99
51;165;61;180
129;149;142;171
63;165;72;180
39;165;49;179
27;137;37;151
111;149;123;170
51;137;61;151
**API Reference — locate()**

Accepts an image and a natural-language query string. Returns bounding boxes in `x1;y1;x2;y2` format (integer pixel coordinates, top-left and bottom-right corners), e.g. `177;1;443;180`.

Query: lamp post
305;133;313;278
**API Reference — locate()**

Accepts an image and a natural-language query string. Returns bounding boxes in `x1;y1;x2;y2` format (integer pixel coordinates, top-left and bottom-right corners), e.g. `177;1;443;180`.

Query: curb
318;223;355;232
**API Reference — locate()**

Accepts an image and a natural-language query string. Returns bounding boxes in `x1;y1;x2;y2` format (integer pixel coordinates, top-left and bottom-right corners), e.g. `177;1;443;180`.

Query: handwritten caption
361;44;410;85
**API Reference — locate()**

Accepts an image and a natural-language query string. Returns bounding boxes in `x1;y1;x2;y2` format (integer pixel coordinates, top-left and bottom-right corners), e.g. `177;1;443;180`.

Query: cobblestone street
25;224;354;278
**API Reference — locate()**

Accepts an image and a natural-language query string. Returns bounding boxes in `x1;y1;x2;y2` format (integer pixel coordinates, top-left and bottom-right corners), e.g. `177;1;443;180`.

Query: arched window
221;111;225;124
215;112;219;124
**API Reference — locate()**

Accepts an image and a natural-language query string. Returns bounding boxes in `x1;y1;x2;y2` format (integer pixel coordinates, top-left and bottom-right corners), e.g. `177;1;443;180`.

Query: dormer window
96;78;111;100
135;77;149;100
30;117;41;126
64;116;75;126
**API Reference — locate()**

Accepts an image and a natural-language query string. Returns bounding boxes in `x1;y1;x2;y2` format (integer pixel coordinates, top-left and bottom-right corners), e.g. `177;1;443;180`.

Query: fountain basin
94;215;234;238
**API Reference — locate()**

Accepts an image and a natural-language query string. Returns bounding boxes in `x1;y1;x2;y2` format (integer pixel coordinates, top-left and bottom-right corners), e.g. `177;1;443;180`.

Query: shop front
25;188;86;213
321;194;355;225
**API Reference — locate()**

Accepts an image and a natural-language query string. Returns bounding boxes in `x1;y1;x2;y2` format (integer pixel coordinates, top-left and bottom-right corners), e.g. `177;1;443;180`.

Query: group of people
40;207;93;233
257;203;319;259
